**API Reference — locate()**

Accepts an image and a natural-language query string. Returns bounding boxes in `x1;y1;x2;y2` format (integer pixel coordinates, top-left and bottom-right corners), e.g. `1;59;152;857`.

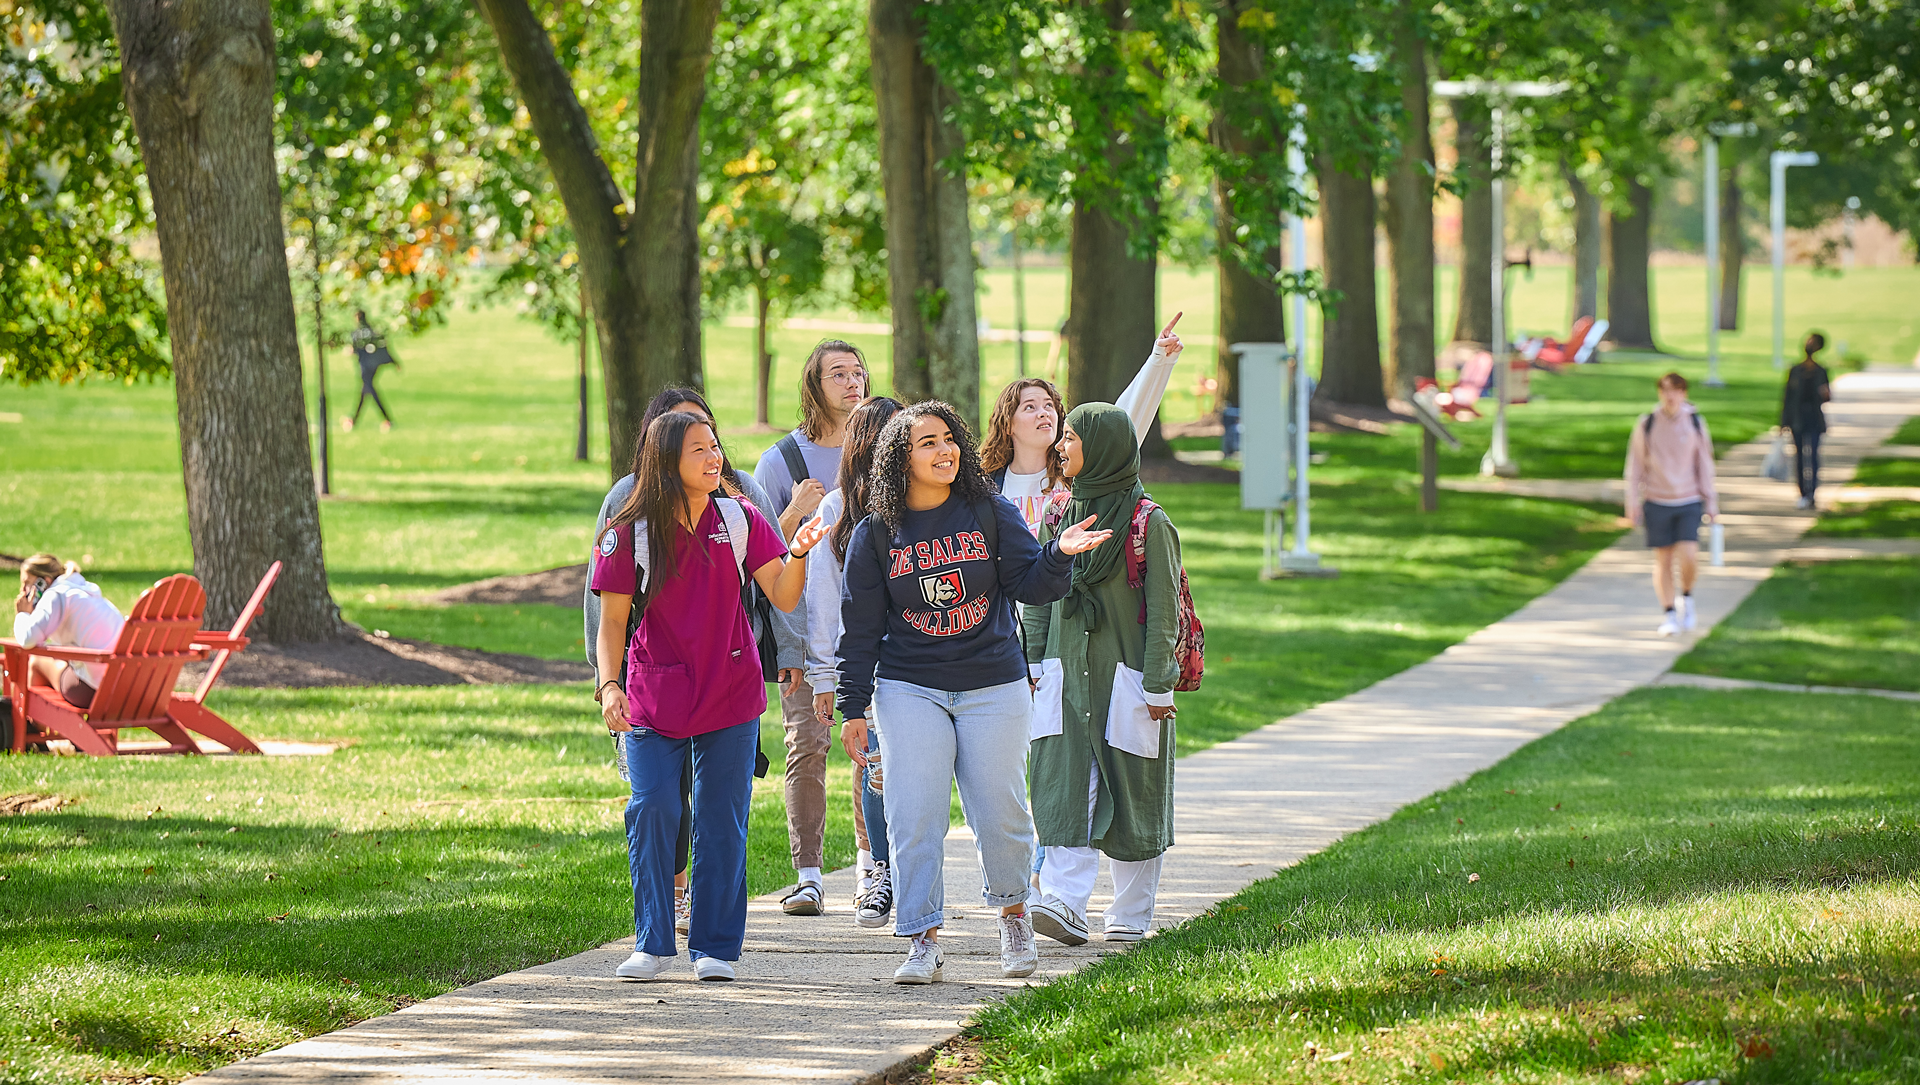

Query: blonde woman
12;555;125;710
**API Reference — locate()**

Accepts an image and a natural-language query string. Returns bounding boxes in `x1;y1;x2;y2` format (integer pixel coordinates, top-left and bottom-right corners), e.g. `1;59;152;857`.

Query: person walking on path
345;310;397;432
585;387;799;936
1781;332;1833;510
983;314;1186;536
835;401;1113;985
753;339;874;917
1624;372;1719;637
12;554;124;711
1022;405;1183;946
592;410;826;983
805;396;906;929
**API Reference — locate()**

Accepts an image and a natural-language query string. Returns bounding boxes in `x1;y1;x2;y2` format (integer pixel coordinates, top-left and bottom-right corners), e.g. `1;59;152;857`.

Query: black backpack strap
989;465;1008;489
970;497;1000;560
776;432;811;485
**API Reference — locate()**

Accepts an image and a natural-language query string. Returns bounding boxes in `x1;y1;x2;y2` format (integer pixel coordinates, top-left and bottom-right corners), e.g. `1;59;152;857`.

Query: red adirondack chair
3;562;280;755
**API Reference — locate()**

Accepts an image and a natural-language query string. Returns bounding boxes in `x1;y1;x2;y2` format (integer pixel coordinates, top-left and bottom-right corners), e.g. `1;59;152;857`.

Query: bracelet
594;679;621;703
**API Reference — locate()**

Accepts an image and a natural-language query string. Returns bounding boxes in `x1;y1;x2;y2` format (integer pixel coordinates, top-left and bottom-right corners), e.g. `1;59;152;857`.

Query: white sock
857;849;874;874
798;866;822;886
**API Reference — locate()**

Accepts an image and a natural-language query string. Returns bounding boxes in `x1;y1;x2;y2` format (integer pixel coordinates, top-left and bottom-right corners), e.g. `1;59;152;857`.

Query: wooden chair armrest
192;634;250;652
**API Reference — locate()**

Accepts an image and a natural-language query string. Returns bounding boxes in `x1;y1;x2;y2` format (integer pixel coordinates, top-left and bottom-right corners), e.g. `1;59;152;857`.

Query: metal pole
1287;123;1314;560
1704;137;1723;387
1483;105;1514;476
312;216;329;496
576;282;591;462
1012;222;1027;377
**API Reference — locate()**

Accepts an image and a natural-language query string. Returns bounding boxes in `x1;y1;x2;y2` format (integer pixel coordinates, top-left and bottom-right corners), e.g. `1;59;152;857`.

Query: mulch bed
178;630;590;690
430;564;587;608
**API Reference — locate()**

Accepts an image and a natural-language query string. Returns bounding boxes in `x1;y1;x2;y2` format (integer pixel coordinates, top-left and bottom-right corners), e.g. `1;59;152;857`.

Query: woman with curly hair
836;401;1113;985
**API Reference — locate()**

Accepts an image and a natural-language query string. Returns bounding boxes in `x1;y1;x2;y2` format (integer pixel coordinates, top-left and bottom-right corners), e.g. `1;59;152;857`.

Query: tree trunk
1381;4;1434;398
107;0;342;642
1563;160;1601;323
1315;153;1386;407
753;279;772;427
475;0;716;478
1718;162;1744;331
869;0;980;429
1211;0;1286;412
1449;103;1492;345
1068;202;1160;440
1606;177;1657;350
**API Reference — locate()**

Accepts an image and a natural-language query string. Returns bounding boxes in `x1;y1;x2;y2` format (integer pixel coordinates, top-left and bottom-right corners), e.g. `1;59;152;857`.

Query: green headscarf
1059;402;1144;630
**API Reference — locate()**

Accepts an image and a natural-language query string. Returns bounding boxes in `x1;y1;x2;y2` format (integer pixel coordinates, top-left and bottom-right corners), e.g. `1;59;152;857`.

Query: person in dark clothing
346;310;397;431
1781;332;1833;510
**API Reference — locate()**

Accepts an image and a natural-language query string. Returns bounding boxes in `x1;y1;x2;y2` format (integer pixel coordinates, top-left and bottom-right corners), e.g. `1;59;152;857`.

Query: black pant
1793;428;1821;499
353;378;392;424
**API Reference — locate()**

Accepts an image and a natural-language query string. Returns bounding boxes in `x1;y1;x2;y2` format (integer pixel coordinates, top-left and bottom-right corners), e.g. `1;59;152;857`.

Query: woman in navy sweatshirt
837;401;1111;985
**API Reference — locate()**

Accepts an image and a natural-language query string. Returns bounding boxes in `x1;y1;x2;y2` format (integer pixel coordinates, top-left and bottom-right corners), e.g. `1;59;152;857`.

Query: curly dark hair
867;401;997;534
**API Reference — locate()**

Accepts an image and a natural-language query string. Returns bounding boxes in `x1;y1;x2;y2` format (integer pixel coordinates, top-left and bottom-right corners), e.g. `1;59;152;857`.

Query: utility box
1234;342;1293;511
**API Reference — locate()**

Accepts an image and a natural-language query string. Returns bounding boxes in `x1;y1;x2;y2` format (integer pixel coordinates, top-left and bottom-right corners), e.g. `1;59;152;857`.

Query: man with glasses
754;339;871;918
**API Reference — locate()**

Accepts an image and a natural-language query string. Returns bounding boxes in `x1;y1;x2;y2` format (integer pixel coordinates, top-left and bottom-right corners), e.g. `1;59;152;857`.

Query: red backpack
1045;492;1205;691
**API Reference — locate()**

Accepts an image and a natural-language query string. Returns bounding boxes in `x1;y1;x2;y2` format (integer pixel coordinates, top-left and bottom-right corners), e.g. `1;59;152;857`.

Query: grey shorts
1644;500;1703;548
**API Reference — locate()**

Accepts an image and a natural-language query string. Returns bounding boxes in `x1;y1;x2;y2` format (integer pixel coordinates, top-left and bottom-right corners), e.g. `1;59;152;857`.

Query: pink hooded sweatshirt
1625;403;1718;517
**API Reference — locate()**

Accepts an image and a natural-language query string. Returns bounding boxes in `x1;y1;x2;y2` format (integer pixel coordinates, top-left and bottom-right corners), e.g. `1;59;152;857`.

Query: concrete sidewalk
192;368;1920;1085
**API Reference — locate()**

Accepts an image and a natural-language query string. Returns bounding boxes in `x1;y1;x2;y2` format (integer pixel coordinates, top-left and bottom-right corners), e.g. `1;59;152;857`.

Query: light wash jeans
873;676;1035;936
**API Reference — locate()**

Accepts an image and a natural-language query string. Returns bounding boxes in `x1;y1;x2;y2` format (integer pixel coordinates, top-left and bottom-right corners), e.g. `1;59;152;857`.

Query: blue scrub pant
625;720;757;961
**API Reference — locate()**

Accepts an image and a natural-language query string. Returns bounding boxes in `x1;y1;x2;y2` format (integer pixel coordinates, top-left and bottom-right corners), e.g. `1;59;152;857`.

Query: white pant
1037;760;1164;931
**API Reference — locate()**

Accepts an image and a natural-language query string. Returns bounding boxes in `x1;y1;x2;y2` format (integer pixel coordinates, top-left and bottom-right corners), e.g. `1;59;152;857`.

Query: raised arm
1115;312;1184;446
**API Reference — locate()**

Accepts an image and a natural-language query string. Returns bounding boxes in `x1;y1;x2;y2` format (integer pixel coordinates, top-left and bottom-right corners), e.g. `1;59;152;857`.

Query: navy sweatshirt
837;491;1074;720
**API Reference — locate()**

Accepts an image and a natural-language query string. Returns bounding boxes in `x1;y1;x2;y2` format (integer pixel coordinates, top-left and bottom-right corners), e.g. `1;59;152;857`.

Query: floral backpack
1045;491;1205;691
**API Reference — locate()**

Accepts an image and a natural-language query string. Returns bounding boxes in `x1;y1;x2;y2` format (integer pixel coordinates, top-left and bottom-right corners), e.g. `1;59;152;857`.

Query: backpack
1044;491;1205;691
775;432;812;487
1641;410;1703;437
622;496;777;683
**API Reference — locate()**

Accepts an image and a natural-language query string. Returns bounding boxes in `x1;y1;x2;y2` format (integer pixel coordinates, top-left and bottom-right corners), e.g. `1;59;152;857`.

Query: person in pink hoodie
1623;372;1718;636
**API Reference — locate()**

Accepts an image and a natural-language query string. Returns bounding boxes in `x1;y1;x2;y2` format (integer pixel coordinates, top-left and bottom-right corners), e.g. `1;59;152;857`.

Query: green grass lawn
1852;457;1920;489
1807;501;1920;538
1891;417;1920;445
1674;556;1920;692
0;684;873;1084
966;686;1920;1085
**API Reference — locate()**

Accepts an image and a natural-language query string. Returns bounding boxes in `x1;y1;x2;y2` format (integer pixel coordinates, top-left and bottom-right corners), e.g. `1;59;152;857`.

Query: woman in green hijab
1022;402;1184;945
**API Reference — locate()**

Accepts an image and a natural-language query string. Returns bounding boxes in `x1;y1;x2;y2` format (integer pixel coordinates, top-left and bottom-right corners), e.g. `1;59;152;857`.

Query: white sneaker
674;889;691;936
1656;610;1680;637
892;933;943;984
1103;924;1147;943
694;957;735;982
1000;912;1039;977
1679;596;1697;632
1028;897;1090;946
856;862;894;929
616;951;669;980
1796;495;1815;510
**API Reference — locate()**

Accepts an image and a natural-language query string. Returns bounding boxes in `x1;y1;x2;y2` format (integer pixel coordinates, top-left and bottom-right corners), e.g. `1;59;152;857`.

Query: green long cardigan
1023;506;1182;863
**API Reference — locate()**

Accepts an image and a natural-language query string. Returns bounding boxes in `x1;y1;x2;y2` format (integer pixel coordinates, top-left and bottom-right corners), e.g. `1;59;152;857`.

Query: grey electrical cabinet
1234;342;1293;511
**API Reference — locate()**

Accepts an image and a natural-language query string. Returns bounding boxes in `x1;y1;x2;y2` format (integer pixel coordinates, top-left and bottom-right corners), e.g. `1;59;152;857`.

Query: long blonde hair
981;378;1066;491
19;553;78;584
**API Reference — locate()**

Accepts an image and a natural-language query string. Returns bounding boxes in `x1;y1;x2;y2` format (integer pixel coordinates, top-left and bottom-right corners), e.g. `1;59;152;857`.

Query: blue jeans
625;720;757;960
873;676;1034;936
864;726;889;866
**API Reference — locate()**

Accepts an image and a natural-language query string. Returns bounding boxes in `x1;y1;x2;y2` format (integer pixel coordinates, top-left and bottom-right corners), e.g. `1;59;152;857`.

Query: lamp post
1703;122;1756;388
1432;79;1564;477
1770;150;1819;370
1278;117;1332;575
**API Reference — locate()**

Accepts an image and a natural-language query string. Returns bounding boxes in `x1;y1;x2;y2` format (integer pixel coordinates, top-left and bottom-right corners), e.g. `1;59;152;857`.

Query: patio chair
3;562;280;755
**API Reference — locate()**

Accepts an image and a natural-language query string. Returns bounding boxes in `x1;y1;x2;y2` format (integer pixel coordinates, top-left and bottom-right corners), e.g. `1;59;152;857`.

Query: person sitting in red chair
11;554;124;711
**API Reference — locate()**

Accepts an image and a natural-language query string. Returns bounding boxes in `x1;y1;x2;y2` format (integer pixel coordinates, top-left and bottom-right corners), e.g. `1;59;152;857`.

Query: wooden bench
3;563;280;755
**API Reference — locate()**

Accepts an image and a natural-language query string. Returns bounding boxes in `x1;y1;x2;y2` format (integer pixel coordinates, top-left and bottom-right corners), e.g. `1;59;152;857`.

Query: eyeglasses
824;370;868;387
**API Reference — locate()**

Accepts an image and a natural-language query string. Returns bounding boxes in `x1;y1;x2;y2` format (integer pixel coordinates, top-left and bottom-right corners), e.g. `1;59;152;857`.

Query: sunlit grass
1674;556;1920;692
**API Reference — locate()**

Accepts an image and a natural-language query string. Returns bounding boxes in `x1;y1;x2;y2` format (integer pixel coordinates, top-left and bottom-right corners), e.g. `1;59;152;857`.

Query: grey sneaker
1000;912;1039;977
674;889;691;936
856;862;894;929
893;933;943;984
1028;897;1090;946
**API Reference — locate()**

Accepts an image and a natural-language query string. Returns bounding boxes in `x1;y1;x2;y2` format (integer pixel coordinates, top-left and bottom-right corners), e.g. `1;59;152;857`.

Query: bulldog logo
919;569;964;608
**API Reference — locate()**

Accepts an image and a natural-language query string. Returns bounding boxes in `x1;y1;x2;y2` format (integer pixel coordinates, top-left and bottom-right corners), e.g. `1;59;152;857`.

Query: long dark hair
608;411;716;607
981;377;1066;490
635;387;741;497
868;401;996;534
831;396;905;561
